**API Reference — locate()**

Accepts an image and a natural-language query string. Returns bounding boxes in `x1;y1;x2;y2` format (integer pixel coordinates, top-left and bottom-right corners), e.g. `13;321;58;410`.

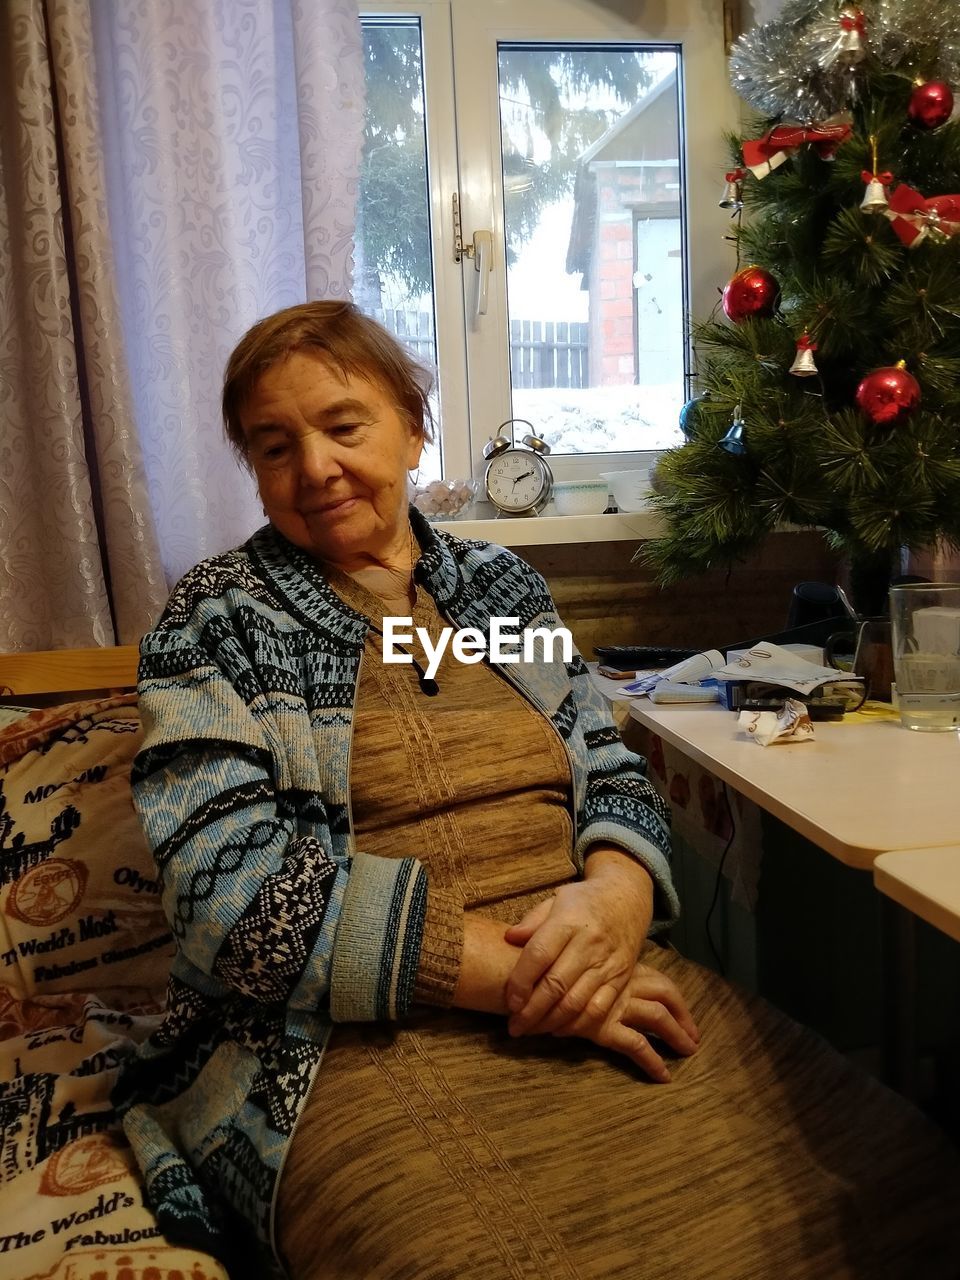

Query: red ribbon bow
840;8;866;35
725;167;747;183
861;169;893;185
797;334;817;352
885;183;960;247
742;113;853;178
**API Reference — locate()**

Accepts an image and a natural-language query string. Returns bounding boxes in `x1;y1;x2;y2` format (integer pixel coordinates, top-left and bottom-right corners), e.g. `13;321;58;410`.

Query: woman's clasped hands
502;848;700;1083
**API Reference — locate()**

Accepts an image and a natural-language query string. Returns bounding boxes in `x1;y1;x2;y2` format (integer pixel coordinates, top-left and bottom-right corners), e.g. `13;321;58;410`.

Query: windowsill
434;510;664;546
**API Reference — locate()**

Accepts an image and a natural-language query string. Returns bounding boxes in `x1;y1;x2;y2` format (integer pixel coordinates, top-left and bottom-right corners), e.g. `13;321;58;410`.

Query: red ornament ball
722;266;780;324
855;363;921;426
907;80;954;130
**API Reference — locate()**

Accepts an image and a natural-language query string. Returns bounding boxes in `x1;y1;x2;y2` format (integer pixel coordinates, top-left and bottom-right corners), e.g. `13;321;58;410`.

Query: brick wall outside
588;164;680;387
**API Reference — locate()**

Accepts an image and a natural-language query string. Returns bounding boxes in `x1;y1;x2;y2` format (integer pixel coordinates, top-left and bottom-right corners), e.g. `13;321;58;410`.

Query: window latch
452;194;493;316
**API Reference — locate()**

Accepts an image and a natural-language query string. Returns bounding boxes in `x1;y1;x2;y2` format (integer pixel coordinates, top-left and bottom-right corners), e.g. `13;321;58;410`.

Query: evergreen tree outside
645;0;960;612
357;24;656;307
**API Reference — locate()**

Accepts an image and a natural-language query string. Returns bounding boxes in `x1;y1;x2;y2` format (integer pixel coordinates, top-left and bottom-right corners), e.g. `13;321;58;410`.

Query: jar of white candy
411;478;478;520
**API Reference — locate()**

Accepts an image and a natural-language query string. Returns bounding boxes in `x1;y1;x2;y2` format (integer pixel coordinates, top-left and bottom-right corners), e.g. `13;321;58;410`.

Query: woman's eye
262;443;290;460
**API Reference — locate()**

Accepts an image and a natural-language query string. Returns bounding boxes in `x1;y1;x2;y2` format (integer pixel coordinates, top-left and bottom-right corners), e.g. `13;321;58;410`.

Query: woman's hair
222;300;435;461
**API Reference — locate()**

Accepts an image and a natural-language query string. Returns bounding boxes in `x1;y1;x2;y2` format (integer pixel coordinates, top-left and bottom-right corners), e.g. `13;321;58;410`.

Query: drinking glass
889;583;960;731
824;617;894;702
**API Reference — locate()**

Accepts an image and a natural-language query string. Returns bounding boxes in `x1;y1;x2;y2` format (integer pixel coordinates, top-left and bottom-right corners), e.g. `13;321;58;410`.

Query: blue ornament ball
679;390;712;441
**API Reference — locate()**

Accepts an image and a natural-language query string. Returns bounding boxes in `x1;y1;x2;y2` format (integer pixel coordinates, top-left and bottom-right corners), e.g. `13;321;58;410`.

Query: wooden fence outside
375;308;589;389
510;318;588;389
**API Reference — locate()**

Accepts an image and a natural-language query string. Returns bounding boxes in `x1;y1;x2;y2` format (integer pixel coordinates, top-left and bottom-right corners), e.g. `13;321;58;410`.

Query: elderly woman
115;302;959;1280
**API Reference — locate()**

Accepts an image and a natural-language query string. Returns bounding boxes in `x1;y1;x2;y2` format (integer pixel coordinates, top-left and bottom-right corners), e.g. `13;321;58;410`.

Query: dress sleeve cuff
412;886;464;1007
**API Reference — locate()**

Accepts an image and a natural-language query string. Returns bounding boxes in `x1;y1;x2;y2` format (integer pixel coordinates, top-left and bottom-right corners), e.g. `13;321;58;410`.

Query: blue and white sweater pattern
113;511;676;1277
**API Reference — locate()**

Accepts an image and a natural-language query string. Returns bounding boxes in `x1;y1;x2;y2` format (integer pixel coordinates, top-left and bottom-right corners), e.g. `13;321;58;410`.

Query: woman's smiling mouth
306;496;360;516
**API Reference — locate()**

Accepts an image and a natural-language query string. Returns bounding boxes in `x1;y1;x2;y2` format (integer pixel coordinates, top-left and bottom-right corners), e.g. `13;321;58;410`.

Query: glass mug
824;617;894;703
889;583;960;732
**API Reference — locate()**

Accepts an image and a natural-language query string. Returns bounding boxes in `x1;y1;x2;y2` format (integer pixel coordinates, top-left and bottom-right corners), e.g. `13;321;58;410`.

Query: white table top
617;695;960;870
874;847;960;944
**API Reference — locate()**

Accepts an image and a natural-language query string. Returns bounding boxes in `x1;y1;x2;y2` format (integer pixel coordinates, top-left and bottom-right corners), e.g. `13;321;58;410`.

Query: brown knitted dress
277;570;960;1280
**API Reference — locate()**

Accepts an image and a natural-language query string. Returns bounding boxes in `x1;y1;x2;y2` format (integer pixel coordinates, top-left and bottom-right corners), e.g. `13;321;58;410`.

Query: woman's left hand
502;848;654;1037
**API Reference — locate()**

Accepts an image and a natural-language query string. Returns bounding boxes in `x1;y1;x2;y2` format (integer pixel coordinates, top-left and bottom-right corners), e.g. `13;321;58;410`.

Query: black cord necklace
409;660;441;698
367;626;441;697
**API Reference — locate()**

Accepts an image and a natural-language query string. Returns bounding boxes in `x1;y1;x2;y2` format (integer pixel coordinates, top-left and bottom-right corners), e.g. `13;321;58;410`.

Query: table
600;686;960;1093
620;698;960;868
874;846;960;945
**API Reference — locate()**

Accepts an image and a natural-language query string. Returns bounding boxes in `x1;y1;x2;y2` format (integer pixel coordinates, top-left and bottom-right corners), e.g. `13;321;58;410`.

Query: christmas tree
645;0;960;613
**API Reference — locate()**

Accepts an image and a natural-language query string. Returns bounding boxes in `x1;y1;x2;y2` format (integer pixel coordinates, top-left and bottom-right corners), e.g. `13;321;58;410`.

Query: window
356;17;443;479
356;0;734;490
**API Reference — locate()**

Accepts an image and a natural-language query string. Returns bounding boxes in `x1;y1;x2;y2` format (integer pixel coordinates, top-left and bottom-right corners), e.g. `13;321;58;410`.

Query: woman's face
240;350;423;567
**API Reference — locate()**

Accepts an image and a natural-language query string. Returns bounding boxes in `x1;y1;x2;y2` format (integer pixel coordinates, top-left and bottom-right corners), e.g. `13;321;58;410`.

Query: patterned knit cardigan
113;511;677;1279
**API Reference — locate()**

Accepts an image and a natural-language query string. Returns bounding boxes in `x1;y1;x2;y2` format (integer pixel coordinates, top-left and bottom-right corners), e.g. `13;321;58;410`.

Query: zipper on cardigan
344;646;364;843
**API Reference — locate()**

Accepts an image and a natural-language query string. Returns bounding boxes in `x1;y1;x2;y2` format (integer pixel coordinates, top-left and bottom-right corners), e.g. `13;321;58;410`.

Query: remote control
594;645;698;670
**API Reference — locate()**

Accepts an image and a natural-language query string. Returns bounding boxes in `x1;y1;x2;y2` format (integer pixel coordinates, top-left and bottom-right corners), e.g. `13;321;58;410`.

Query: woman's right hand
542;961;700;1083
453;917;698;1083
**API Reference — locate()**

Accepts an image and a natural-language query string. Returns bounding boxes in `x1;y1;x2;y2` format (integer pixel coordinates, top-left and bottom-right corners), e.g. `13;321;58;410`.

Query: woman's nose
299;437;342;486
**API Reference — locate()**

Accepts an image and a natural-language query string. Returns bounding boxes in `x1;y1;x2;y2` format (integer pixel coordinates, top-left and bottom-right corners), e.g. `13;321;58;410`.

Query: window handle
452;193;493;318
473;230;492;317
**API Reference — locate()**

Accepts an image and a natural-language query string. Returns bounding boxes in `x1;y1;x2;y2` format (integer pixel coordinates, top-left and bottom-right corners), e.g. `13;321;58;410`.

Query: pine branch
638;493;769;582
816;408;885;494
693;316;795;372
822;206;902;288
871;414;960;493
881;242;960;337
847;486;939;553
754;458;833;527
901;117;960;193
783;273;879;362
916;353;960;397
722;129;744;170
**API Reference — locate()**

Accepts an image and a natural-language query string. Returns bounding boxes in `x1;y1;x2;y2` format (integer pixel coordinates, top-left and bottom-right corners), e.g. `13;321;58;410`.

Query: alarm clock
482;419;554;516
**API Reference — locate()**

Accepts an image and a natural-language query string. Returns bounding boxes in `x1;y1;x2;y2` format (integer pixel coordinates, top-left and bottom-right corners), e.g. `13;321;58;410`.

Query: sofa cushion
0;1128;230;1280
0;696;173;1000
0;700;230;1279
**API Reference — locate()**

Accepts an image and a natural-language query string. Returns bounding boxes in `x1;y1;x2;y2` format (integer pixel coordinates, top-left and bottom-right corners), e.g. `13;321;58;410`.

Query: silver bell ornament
820;5;866;70
719;168;746;212
860;177;889;214
719;405;747;456
789;335;819;377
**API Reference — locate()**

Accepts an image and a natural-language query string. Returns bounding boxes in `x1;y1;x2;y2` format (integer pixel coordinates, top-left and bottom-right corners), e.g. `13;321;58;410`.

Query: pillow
0;1136;230;1280
0;707;32;731
0;696;174;1001
0;687;134;709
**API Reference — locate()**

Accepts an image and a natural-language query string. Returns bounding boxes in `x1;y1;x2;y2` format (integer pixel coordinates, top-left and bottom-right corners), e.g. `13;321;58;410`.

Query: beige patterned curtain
0;0;363;652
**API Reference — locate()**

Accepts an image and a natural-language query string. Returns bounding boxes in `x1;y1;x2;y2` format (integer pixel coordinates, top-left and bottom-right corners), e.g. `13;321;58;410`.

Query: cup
889;583;960;731
824;617;894;702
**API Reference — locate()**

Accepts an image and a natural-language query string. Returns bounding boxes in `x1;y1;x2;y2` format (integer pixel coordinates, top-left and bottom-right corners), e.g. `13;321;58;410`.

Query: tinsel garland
730;0;960;120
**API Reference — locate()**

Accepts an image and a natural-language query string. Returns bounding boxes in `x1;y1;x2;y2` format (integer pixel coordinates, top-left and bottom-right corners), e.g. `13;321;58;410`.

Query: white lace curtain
0;0;364;651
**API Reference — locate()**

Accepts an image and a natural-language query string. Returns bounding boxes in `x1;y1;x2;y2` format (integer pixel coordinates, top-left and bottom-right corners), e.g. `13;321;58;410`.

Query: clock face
485;449;551;513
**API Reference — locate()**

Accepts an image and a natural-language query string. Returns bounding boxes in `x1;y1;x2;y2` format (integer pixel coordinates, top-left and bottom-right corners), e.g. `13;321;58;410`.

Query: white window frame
360;2;472;479
359;0;737;487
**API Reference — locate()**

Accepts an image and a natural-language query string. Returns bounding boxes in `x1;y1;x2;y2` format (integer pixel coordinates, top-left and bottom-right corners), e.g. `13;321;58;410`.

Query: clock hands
512;470;535;486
